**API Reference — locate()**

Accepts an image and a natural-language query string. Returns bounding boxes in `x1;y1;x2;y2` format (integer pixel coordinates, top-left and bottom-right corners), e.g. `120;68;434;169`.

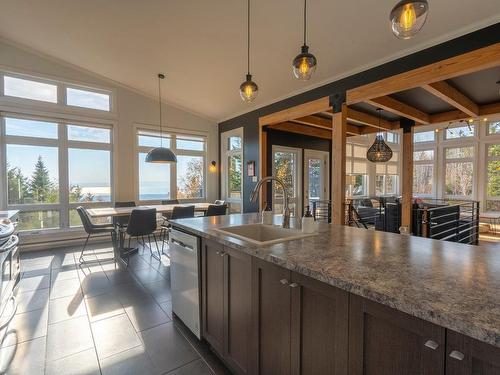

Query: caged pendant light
239;0;258;102
292;0;317;80
366;109;393;163
145;74;177;163
390;0;429;39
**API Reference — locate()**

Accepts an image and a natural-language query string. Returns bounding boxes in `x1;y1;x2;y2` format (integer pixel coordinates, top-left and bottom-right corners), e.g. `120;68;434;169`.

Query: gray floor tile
100;345;158;375
46;315;94;361
103;267;137;286
85;292;124;322
21;268;51;278
166;359;214;375
45;348;100;375
17;274;50;293
81;273;113;298
91;313;142;359
124;300;171;332
139;322;199;374
50;278;82;300
126;256;151;272
15;288;49;314
51;265;79;284
142;279;171;304
51;253;76;269
48;294;87;324
2;308;48;347
132;268;165;285
159;301;173;319
113;282;153;306
0;336;46;375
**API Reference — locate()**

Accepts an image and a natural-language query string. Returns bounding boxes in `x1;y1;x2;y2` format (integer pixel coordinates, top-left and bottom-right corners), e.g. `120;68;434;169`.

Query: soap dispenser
302;206;315;233
262;202;273;225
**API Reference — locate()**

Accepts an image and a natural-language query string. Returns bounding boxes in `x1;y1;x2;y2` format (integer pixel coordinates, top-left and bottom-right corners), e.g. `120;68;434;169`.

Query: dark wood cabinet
446;330;500;375
251;258;349;375
349;294;445;375
201;239;252;375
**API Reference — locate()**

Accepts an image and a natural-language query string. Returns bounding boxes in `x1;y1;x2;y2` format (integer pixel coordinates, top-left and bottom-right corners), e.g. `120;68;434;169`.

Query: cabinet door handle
449;350;465;361
220;251;226;257
424;340;439;350
289;283;299;288
280;279;289;285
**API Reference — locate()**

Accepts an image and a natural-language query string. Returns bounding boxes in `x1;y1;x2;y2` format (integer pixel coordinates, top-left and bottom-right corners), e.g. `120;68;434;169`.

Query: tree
7;163;29;204
178;158;204;199
29;156;58;203
69;185;83;203
228;155;242;198
274;153;294;199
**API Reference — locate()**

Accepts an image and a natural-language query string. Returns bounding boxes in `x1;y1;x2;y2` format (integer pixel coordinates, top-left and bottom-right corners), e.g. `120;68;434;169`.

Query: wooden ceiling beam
428;101;500;124
422;81;479;117
258;97;330;126
366;96;430;124
292;115;332;129
347;43;500;104
346;108;395;130
266;122;332;139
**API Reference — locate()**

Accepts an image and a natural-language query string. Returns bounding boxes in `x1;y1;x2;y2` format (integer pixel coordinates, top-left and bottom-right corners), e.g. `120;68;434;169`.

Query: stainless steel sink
214;223;315;245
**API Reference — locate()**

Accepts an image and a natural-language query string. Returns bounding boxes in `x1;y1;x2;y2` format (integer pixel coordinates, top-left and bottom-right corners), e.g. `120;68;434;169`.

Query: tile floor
0;242;230;375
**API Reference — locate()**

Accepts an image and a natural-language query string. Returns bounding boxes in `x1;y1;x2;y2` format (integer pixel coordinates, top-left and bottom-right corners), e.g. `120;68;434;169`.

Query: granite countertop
171;213;500;348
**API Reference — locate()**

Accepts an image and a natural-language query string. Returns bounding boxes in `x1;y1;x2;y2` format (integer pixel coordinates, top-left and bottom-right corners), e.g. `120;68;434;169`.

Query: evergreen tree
29;156;57;203
7;163;29;204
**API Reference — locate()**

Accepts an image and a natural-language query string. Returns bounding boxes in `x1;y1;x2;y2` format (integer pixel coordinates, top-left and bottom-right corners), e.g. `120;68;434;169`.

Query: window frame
221;127;244;213
1;112;114;234
135;125;207;203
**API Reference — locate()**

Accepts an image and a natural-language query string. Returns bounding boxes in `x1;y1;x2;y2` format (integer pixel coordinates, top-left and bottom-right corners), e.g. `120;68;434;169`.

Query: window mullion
0;116;6;210
59;122;69;229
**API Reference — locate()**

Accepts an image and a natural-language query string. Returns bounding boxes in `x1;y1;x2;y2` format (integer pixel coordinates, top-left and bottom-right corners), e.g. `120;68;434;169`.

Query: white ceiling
0;0;499;121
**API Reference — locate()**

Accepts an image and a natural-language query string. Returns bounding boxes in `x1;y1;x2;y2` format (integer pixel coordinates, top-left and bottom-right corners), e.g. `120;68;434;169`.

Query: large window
221;129;243;213
413;149;434;196
345;143;368;196
486;144;500;211
375;152;399;196
2;115;113;231
137;129;206;202
444;146;474;197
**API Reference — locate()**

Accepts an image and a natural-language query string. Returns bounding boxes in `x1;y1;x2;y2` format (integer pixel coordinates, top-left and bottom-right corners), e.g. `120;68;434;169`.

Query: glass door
221;128;243;213
304;150;329;212
272;146;302;217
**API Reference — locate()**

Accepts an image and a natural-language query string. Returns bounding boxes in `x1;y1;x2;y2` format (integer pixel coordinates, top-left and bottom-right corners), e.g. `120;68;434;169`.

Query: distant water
77;186;169;202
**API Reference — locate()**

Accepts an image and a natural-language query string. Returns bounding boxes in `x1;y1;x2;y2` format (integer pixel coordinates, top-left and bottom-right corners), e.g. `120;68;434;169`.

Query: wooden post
332;102;347;225
401;120;415;230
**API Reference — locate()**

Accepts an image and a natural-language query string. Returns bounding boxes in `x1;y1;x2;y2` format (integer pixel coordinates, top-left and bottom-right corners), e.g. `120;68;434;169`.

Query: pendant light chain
247;0;250;75
158;75;163;147
303;0;307;46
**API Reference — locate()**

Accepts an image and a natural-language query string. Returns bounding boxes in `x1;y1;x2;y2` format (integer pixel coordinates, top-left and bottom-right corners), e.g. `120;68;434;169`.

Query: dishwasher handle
170;237;194;251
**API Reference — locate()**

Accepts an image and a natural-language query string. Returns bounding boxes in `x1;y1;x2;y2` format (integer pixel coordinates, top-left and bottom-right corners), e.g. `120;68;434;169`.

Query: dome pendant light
145;74;177;163
366;109;393;163
292;0;317;80
239;0;258;102
390;0;429;39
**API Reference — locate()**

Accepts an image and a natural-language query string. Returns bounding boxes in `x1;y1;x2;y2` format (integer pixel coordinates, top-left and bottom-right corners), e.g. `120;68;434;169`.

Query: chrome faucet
250;176;290;229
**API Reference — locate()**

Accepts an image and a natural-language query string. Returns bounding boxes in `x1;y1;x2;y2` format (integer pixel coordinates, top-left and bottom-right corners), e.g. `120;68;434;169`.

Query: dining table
86;202;212;265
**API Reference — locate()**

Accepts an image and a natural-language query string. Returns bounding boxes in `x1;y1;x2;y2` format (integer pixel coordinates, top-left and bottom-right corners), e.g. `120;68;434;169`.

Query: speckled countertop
171;213;500;348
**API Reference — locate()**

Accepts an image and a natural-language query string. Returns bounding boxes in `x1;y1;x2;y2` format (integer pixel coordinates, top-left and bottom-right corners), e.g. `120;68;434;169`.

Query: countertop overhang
171;213;500;348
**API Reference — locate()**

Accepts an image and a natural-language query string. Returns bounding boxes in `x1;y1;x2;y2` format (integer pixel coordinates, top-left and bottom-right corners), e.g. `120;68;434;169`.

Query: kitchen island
171;213;500;375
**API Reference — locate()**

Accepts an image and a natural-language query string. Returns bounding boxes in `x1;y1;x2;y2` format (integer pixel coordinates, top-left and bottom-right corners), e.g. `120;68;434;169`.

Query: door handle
289;282;299;288
449;350;465;361
424;340;439;350
280;278;289;285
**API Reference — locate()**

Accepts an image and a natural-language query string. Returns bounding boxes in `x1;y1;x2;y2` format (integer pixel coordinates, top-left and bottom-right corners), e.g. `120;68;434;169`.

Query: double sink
214;223;316;246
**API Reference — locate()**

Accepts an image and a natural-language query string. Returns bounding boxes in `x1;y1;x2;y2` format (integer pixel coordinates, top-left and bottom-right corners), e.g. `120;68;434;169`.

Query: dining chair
112;201;136;228
214;200;226;205
126;208;161;261
206;204;227;216
161;205;195;254
77;207;115;264
161;199;180;221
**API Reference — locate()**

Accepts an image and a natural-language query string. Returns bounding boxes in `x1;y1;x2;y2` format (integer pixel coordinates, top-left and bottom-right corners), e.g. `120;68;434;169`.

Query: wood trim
332;104;347;225
422;81;479;117
367;96;430;124
401;129;413;229
347;43;500;104
346;125;362;136
428;101;500;124
292;115;332;129
260;129;267;210
480;102;500;116
346;108;395;130
258;97;331;126
267;122;332;139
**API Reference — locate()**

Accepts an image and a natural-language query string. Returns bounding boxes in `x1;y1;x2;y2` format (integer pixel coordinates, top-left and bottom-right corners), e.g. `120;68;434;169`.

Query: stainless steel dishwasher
169;228;201;339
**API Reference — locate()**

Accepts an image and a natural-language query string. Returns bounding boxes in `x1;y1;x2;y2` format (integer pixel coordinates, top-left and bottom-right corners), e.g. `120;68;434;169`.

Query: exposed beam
259;97;330;126
266;122;332;139
292;115;332;129
332;104;347;225
347;43;500;104
401;125;414;229
346;124;362;136
422;81;479;117
428;101;500;124
346;108;395;130
480;102;500;117
367;96;430;124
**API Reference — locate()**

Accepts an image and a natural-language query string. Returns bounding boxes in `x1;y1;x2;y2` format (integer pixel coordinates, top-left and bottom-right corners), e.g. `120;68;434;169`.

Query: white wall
0;39;219;204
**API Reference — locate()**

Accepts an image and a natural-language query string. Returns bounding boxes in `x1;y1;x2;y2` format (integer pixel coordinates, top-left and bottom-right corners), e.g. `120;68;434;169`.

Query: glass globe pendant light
366;109;393;163
145;74;177;163
390;0;429;39
292;0;317;80
239;0;258;102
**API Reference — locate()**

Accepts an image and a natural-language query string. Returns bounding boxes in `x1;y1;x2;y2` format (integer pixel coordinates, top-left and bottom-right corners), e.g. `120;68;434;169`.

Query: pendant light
239;0;258;102
145;74;177;163
366;109;393;163
390;0;429;39
292;0;317;80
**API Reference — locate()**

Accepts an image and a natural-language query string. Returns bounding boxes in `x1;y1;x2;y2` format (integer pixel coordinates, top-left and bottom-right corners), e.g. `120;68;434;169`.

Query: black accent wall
218;23;500;213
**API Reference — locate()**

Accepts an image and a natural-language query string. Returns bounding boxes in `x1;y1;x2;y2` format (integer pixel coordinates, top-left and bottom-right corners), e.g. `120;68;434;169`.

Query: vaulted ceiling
0;0;499;121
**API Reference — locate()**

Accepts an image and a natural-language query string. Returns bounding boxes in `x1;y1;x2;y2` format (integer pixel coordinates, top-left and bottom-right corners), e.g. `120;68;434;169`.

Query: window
384;132;399;143
137;129;206;202
68;124;111;143
487;120;500;135
444;146;474;197
346;142;368;196
413;149;434;195
222;129;243;214
66;87;110;111
486;144;500;211
414;131;435;143
4;75;57;103
445;124;475;139
2;115;113;231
